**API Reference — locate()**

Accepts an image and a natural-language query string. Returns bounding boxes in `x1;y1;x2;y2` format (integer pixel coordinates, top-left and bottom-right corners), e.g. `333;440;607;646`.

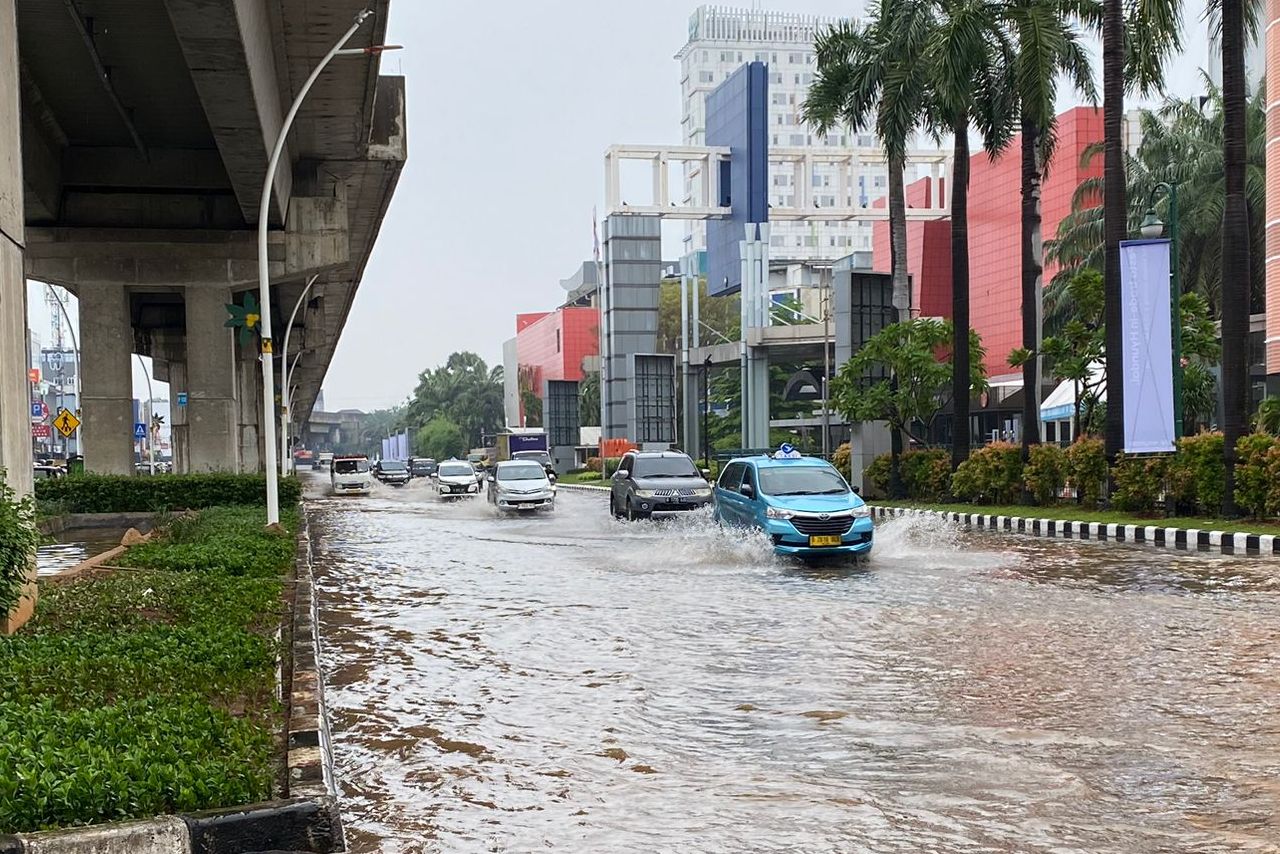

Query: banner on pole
1119;239;1175;453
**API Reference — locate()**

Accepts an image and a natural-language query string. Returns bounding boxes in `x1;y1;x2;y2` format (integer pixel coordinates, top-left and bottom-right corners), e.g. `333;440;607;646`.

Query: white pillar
79;286;135;475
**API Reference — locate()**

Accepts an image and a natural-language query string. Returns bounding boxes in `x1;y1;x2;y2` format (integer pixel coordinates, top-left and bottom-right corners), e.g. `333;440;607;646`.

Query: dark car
512;449;556;477
609;450;713;520
372;459;411;486
409;457;437;478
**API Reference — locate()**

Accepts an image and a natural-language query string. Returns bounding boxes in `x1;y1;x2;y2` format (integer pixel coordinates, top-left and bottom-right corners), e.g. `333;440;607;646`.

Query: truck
496;429;549;466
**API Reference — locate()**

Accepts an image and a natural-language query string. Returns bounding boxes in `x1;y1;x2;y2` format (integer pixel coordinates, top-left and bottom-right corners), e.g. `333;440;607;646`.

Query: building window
770;72;783;85
699;71;714;83
556;329;561;353
720;50;735;62
789;134;805;145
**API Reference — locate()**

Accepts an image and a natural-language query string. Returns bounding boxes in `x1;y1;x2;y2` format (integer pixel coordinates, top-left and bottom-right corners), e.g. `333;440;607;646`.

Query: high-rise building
675;5;884;262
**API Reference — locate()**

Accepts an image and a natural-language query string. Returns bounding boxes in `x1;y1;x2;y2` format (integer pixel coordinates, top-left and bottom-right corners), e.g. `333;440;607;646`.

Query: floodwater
307;475;1280;853
36;531;120;576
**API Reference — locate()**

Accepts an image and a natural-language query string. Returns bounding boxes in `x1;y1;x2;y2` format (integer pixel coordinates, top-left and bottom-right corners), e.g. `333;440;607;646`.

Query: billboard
41;349;76;382
633;354;676;444
1119;239;1175;453
705;62;768;296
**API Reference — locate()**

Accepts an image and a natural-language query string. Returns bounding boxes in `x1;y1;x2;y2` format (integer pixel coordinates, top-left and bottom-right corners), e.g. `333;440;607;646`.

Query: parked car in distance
435;459;480;499
373;459;411;486
331;455;372;495
408;457;438;478
512;449;556;478
609;449;713;521
487;460;556;512
33;464;65;480
316;452;334;471
712;446;873;560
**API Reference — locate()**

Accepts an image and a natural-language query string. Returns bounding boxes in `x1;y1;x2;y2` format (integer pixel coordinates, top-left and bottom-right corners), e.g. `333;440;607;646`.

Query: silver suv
609;450;713;520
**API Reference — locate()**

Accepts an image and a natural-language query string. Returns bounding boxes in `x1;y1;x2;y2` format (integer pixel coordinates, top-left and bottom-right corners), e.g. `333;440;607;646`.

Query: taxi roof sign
773;443;803;459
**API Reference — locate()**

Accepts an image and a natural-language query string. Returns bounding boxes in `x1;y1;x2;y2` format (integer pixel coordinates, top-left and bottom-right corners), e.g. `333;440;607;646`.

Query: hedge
34;473;301;514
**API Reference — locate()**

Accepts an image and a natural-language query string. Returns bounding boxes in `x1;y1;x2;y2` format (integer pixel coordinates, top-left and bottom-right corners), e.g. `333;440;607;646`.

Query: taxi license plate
809;535;842;547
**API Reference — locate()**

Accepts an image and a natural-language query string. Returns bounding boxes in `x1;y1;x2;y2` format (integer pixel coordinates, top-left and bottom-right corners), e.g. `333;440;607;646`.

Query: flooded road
308;477;1280;853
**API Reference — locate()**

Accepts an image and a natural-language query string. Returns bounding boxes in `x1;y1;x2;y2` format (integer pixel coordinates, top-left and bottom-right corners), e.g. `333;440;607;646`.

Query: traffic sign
31;423;50;439
28;369;39;384
134;422;148;440
176;392;188;406
31;402;42;419
53;408;80;439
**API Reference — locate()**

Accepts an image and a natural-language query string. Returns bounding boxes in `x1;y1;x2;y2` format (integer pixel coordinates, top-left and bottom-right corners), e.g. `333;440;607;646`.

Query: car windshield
333;459;369;474
498;463;546;481
380;461;407;471
633;456;699;478
439;463;472;477
758;466;850;496
514;451;551;465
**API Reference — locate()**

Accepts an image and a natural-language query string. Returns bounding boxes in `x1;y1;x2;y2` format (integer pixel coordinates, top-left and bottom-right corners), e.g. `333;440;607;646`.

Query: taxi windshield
758;466;849;496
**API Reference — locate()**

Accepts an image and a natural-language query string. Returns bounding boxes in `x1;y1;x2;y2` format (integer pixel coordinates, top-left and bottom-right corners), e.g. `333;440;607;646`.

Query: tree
1219;0;1250;514
1100;0;1182;464
405;352;504;446
657;277;741;355
579;371;600;427
415;417;468;461
831;318;988;496
804;0;936;325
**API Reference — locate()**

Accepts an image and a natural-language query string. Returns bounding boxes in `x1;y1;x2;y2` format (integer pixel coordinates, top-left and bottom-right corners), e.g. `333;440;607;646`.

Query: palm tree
804;0;935;324
1003;0;1099;460
1219;0;1251;514
927;0;1018;467
1100;0;1182;463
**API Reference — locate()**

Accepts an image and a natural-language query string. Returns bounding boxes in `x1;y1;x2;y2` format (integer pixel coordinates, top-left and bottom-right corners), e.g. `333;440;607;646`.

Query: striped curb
555;482;610;492
870;505;1280;556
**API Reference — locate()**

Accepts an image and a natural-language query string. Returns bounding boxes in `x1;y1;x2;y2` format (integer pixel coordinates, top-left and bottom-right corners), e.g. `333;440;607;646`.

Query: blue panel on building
705;62;768;297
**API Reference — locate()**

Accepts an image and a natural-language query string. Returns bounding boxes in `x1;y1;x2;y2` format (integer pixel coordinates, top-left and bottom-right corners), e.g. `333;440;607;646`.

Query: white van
330;455;371;495
316;451;334;471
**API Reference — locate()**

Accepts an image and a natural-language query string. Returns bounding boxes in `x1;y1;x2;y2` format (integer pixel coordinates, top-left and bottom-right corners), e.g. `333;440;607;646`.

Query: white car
487;460;556;512
435;460;481;500
331;456;372;495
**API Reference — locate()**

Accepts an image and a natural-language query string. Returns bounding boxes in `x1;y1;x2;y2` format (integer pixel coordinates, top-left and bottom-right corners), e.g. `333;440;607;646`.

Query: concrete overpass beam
184;288;240;472
1;0;31;499
163;0;290;226
79;285;134;475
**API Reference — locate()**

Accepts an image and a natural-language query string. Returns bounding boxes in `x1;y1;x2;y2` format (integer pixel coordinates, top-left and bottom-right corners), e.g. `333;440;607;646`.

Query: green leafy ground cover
0;506;295;832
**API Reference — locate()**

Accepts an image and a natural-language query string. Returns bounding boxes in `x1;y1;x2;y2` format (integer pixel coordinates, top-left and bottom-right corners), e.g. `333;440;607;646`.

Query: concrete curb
556;482;609;492
870;505;1280;556
0;798;343;853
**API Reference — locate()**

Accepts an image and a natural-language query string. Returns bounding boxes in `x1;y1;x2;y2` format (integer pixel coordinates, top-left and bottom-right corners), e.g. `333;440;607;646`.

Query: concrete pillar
601;215;661;439
79;285;134;474
236;342;262;472
184;288;239;471
167;360;190;473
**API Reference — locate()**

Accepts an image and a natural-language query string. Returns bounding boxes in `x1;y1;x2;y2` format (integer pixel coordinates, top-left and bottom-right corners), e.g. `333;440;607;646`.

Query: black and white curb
870;505;1280;556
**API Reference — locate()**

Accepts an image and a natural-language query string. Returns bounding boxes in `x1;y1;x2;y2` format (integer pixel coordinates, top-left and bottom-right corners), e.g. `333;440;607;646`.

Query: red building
514;306;599;389
874;107;1104;375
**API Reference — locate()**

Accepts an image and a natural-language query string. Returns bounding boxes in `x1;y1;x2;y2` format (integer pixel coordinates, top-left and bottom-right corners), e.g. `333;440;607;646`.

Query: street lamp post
256;10;398;525
135;354;155;476
1140;181;1182;438
279;274;318;476
703;355;712;473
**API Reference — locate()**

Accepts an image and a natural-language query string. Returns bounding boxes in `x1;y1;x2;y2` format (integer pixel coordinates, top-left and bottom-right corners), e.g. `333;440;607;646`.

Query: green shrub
901;449;951;502
1167;432;1225;516
832;443;851;477
124;507;296;578
1232;433;1280;519
1111;454;1169;514
1023;444;1067;506
1066;438;1107;507
603;457;623;477
586;456;603;473
34;473;302;514
864;453;891;495
951;443;1023;504
0;472;40;616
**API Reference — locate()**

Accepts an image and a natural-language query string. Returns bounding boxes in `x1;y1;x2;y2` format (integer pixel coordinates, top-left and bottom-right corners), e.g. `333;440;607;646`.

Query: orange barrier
599;438;637;459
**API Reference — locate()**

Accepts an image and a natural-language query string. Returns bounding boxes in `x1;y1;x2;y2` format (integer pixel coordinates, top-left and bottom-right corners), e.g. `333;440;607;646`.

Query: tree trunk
1102;0;1125;464
889;421;906;499
951;117;972;469
888;152;911;323
1020;111;1043;458
1221;0;1249;515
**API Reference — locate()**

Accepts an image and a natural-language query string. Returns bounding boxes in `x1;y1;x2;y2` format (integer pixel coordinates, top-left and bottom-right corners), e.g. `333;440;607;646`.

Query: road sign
28;369;39;384
176;392;188;406
134;422;148;440
31;402;42;419
53;409;80;439
31;423;50;439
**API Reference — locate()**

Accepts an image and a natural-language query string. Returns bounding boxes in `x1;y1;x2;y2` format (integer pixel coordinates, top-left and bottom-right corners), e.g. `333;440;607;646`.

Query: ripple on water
306;476;1280;853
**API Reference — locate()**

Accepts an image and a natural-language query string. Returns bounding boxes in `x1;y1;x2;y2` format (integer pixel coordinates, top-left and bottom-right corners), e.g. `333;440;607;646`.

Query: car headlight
636;489;656;498
851;505;871;518
694;487;712;496
468;484;477;493
765;506;794;520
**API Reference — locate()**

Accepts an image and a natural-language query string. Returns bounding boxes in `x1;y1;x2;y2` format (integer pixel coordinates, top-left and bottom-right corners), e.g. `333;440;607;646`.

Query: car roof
630;450;692;458
496;459;544;468
743;455;834;469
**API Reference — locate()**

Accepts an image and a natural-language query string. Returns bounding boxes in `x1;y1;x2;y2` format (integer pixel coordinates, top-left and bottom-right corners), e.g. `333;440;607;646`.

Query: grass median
871;499;1280;538
0;506;297;833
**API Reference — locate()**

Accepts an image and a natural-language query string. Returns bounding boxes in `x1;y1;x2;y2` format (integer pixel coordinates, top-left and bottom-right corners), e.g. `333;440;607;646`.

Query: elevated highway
1;0;406;481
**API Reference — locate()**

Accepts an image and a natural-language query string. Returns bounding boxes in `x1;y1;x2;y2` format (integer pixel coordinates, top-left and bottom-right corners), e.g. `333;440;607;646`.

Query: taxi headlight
765;506;794;520
851;505;871;518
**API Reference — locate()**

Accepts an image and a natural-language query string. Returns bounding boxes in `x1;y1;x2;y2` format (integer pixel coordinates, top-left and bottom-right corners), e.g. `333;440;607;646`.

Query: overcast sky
28;1;1217;412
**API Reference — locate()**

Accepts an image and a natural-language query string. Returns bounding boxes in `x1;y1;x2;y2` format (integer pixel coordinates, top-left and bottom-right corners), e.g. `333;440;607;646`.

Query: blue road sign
31;402;42;418
134;422;147;440
176;392;188;406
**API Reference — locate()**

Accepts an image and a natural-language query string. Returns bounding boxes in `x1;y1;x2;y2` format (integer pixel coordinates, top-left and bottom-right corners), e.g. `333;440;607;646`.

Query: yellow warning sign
53;408;81;438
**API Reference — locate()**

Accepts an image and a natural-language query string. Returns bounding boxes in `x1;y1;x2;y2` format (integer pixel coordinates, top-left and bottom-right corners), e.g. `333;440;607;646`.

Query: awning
1040;364;1105;422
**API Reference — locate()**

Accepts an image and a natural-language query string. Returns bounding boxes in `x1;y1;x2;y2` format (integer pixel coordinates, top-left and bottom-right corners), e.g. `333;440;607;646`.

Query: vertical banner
1120;239;1175;453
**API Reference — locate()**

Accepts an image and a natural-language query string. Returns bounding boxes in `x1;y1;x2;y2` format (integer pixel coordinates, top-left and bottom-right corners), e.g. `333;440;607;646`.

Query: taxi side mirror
740;483;755;499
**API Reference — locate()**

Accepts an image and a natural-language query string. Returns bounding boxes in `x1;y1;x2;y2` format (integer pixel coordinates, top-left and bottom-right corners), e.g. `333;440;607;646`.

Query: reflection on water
36;532;120;576
309;478;1280;853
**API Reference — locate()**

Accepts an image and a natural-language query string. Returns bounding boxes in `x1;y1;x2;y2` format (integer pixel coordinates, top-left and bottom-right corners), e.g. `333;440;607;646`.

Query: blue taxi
712;445;873;558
